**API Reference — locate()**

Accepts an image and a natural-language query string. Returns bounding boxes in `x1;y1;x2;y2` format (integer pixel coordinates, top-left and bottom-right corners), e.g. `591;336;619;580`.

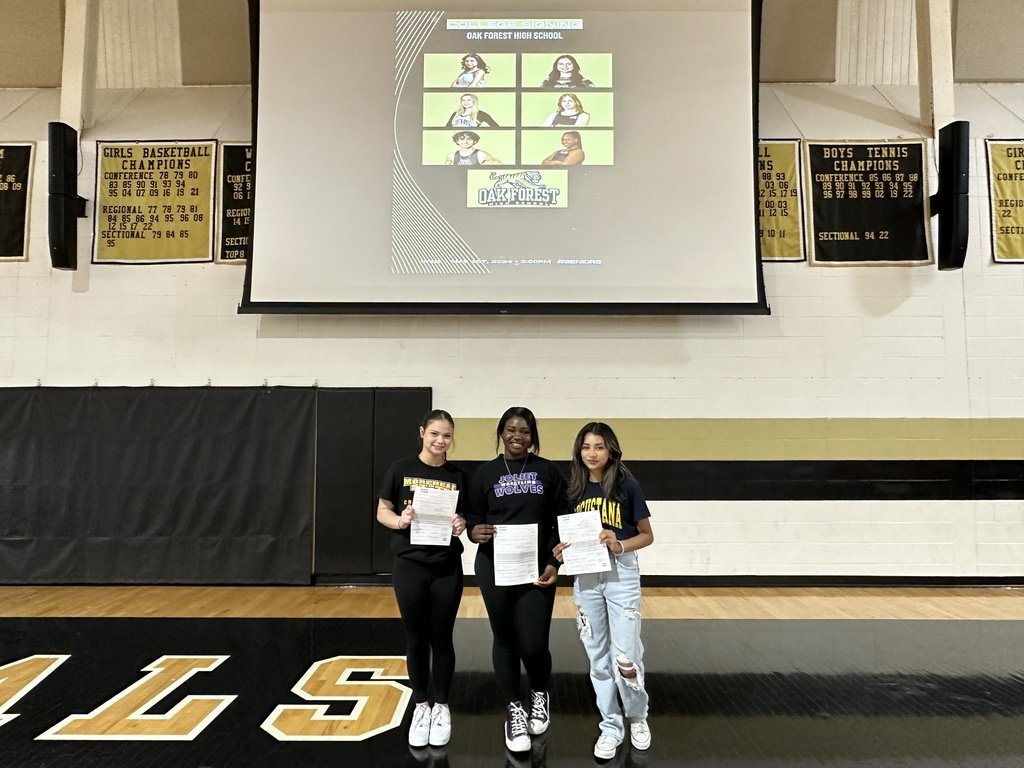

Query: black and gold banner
805;140;930;265
758;140;804;262
217;143;252;263
93;141;216;264
0;143;34;261
987;139;1024;263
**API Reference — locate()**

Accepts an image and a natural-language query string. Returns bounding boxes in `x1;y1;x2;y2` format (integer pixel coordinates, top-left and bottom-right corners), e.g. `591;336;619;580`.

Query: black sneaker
527;690;549;735
504;701;530;751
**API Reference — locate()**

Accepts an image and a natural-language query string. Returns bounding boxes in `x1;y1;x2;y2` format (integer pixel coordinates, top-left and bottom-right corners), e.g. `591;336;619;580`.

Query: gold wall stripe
449;419;1024;461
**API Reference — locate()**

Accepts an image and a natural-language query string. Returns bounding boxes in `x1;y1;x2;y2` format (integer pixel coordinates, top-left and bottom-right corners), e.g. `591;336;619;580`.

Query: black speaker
932;120;970;270
938;120;970;195
47;121;87;270
937;192;969;272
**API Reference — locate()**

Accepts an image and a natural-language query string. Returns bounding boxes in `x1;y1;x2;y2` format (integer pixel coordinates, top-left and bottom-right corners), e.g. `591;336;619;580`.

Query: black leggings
475;549;556;703
392;556;464;704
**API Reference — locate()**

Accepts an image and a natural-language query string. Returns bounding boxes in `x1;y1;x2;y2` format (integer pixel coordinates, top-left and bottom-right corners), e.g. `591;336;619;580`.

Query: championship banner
986;139;1024;263
94;141;216;264
217;143;252;263
0;143;34;261
805;140;930;265
758;140;804;262
466;168;568;208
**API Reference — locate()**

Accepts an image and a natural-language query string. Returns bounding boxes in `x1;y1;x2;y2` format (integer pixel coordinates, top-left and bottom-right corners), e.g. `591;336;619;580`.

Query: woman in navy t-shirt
554;421;654;760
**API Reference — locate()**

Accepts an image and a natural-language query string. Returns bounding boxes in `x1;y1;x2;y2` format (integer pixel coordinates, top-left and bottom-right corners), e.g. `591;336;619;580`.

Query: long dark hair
542;54;589;88
461;53;491;74
568;421;633;504
494;406;540;454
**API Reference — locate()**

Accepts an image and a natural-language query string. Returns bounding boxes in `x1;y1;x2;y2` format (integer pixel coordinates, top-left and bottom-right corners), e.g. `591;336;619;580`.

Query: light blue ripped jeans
573;550;648;740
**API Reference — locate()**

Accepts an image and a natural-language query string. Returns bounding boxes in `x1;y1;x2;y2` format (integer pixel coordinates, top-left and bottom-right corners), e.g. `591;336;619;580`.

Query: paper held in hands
409;486;459;546
557;511;612;576
493;523;539;586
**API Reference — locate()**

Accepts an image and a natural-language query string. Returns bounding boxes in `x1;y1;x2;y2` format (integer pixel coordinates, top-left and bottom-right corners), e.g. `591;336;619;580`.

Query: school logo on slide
467;169;568;208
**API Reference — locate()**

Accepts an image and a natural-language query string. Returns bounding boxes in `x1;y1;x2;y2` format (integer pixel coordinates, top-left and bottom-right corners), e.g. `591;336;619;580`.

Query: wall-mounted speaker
932;120;970;271
47;121;87;271
938;192;969;272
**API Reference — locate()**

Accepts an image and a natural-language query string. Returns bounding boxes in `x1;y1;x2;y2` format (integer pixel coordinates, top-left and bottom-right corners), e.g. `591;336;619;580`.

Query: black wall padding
312;387;431;579
313;389;376;575
0;387;315;584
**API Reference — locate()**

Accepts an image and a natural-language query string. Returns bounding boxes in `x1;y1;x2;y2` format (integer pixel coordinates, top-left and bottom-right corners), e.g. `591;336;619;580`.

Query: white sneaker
630;719;652;750
593;732;622;759
408;701;431;747
527;689;549;735
504;701;531;752
428;702;451;747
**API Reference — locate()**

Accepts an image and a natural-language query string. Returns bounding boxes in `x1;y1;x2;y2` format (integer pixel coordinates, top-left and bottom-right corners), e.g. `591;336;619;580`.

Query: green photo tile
521;92;614;128
423;92;517;128
521;53;613;89
423;52;518;89
520;129;614;166
422;129;517;166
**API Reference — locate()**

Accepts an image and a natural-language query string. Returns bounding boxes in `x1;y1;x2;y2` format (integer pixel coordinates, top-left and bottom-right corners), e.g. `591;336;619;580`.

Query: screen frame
239;0;769;316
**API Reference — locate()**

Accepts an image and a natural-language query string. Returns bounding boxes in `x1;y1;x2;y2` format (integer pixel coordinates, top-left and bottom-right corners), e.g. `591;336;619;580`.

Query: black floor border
314;574;1024;588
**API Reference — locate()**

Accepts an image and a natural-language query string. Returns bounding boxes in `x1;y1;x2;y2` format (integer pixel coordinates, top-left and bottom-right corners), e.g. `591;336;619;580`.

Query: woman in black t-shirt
377;409;467;749
466;406;566;753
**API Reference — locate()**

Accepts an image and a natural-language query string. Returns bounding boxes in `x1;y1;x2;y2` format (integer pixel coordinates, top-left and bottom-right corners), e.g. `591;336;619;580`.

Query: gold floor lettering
261;656;411;741
3;653;414;742
0;655;70;727
38;655;236;740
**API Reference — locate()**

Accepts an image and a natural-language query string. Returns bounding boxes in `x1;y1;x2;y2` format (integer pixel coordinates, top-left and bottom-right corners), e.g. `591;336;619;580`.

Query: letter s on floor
261;656;411;741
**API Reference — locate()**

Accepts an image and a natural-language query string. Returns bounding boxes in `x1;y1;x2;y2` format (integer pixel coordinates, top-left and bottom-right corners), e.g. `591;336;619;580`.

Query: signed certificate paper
557;511;611;576
493;523;538;586
410;486;459;546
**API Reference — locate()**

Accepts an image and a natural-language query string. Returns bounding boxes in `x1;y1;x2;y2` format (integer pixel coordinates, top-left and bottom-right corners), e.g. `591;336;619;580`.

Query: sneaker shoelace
632;721;649;738
432;705;450;728
530;691;548;720
597;734;618;750
508;703;528;736
413;703;430;726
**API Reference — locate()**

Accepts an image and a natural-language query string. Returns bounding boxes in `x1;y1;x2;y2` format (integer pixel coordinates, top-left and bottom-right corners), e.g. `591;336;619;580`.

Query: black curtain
0;387;315;584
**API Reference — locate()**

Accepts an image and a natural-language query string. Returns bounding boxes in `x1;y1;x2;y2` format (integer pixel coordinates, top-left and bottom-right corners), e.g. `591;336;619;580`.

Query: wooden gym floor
2;586;1023;767
3;585;1024;620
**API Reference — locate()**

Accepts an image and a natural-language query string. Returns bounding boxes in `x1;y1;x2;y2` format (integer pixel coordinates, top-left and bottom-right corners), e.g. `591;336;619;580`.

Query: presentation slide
245;0;765;313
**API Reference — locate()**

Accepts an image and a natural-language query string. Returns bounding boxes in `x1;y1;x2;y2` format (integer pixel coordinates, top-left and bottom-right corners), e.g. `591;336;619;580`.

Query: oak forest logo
476;170;563;207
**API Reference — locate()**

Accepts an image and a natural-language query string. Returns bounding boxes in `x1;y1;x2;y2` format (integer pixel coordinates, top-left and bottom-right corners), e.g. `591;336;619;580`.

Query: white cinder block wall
2;73;1023;578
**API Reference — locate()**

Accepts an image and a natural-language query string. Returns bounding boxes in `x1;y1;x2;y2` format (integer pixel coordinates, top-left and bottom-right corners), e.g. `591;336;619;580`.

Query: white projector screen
242;0;767;314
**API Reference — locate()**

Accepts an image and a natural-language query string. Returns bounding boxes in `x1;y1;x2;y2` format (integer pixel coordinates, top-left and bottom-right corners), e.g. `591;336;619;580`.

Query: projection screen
241;0;768;314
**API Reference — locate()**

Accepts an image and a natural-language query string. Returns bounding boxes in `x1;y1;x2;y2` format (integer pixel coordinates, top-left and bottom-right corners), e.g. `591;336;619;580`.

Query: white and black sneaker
504;701;531;751
527;690;549;735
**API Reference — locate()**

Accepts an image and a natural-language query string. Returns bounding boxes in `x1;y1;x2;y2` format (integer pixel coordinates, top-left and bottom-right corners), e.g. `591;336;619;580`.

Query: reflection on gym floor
2;616;1024;767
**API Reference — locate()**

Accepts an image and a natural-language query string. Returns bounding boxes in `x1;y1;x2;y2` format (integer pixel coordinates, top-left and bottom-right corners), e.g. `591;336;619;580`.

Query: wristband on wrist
614;539;626;555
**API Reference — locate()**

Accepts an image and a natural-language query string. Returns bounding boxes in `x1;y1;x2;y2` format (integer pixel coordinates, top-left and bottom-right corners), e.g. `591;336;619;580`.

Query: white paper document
493;523;539;586
557;511;611;576
409;486;459;546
